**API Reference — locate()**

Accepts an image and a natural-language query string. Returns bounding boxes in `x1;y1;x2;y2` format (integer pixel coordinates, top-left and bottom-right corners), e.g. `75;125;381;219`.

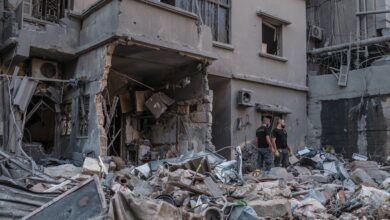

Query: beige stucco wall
208;0;307;87
208;0;308;153
73;0;101;12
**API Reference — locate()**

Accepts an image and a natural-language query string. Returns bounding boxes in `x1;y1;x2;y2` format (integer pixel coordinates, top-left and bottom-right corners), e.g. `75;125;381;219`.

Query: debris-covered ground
0;146;389;220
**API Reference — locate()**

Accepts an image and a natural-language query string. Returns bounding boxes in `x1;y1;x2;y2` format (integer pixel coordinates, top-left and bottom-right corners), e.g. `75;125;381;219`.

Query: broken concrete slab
267;167;294;181
293;166;312;176
351;168;378;187
357;185;390;208
381;177;390;190
308;174;331;183
204;176;224;197
82;157;108;176
351;161;390;184
248;198;291;218
44;164;82;179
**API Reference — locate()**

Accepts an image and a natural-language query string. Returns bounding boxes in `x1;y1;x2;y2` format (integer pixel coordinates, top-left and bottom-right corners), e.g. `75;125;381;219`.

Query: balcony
79;0;213;58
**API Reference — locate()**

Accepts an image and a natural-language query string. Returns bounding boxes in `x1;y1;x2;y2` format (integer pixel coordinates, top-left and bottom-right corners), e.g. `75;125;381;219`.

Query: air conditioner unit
310;25;323;41
338;65;349;87
31;59;59;79
23;0;33;16
237;89;254;107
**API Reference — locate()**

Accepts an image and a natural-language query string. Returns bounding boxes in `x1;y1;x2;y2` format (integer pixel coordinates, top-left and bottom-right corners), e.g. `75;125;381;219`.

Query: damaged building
0;0;218;164
1;1;390;220
0;0;308;163
307;0;390;161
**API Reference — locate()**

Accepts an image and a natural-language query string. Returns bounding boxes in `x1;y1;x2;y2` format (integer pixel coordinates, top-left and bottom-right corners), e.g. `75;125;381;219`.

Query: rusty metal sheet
22;176;106;220
0;179;59;220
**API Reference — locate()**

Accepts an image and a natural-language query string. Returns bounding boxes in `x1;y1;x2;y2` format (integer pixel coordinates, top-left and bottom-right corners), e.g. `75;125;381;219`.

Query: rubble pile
0;147;389;220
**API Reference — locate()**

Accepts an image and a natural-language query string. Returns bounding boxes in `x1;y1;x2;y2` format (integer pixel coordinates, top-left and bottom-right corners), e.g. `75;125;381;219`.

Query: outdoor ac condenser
310;25;323;41
31;58;59;79
237;89;254;107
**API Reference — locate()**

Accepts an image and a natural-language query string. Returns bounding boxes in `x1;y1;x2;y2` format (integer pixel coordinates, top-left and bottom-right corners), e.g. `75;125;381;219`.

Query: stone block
204;103;213;112
351;161;390;184
82;157;108;175
177;104;189;115
248;199;291;218
190;112;212;124
268;167;294;181
309;174;330;183
351;168;378;187
203;90;213;103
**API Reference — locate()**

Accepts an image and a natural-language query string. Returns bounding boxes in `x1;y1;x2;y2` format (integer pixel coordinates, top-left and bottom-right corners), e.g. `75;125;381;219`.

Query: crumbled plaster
357;114;368;156
96;43;117;156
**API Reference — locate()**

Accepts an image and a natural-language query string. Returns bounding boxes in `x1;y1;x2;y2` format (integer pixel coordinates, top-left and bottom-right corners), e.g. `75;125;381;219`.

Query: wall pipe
308;35;390;55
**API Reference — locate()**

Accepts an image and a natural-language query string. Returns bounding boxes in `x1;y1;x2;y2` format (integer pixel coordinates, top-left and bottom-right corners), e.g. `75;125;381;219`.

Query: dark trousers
274;149;289;168
258;148;272;171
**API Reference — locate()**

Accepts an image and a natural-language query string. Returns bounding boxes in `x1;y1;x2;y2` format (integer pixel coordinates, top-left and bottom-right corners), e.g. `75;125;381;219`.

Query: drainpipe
363;0;368;57
308;35;390;55
356;0;360;65
356;9;390;15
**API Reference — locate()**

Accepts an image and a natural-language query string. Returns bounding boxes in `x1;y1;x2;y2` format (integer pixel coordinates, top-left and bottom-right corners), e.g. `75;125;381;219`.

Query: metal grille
26;0;62;22
176;0;231;43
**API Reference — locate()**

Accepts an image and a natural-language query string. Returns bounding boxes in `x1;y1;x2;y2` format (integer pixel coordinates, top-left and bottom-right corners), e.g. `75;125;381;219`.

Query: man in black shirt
272;118;292;168
256;116;275;172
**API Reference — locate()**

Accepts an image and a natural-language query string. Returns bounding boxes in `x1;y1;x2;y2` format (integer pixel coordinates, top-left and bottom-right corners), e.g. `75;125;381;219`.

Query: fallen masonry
0;146;389;220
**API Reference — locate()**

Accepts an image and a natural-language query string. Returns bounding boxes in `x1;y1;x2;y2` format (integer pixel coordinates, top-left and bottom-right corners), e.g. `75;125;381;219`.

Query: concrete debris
381;177;390;190
0;147;389;220
351;168;378;187
356;185;390;208
248;198;291;218
351;160;390;184
82;157;108;176
352;153;368;161
267;167;294;181
44;164;82;179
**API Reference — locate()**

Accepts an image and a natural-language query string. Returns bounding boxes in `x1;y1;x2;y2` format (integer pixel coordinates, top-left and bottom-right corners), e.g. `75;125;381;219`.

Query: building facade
307;0;390;161
0;0;307;163
207;0;308;158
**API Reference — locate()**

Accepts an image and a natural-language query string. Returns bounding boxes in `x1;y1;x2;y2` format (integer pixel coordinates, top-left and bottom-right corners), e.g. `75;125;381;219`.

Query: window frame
174;0;232;44
261;21;283;57
60;102;72;136
257;10;291;62
77;95;90;138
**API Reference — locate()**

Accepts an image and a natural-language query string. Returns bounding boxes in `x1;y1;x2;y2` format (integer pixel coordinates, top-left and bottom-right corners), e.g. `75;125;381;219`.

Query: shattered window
262;22;282;56
160;0;176;6
23;0;72;23
175;0;231;44
78;95;90;137
60;103;72;136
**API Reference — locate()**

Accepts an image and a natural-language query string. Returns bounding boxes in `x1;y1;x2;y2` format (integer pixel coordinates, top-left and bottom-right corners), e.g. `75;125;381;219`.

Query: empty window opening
24;97;56;156
160;0;176;6
60;103;72;136
23;0;73;23
262;22;282;56
78;95;89;137
175;0;231;44
190;104;197;113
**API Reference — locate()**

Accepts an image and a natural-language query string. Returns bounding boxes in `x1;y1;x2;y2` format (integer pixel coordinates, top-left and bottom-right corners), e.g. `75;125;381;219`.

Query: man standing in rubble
256;116;275;172
272;118;292;168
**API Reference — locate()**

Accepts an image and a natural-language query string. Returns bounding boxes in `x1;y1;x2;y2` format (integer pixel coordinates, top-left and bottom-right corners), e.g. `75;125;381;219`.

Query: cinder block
190;112;212;123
